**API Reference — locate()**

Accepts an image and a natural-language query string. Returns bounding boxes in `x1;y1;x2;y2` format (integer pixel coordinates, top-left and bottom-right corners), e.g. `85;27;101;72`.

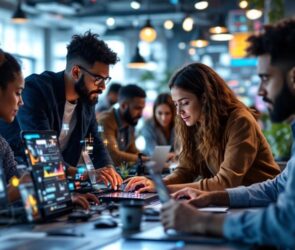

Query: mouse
94;218;118;229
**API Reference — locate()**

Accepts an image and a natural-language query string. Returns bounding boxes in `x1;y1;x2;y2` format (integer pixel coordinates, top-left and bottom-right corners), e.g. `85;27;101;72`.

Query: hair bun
0;49;6;67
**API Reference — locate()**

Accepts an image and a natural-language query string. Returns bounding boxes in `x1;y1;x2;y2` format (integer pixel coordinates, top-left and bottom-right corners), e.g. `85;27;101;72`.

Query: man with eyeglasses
17;31;123;190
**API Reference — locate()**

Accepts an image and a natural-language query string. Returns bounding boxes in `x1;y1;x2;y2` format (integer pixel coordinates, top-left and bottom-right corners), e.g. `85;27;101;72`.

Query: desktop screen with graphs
22;131;72;219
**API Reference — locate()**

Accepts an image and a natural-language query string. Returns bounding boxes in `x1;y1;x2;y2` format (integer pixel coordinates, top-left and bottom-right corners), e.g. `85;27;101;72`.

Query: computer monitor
21;131;72;221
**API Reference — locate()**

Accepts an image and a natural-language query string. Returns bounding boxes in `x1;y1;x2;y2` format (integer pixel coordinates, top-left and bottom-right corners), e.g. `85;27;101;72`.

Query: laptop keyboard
98;192;153;199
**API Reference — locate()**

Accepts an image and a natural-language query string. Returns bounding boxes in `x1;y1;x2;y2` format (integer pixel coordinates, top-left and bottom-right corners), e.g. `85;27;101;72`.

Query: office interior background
0;0;294;158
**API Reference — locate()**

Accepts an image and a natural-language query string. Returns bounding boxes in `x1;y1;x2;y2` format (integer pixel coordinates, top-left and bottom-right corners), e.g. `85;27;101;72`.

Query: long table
0;207;268;250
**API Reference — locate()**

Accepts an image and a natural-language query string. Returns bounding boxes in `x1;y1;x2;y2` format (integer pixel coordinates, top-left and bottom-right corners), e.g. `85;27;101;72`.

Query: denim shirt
223;122;295;247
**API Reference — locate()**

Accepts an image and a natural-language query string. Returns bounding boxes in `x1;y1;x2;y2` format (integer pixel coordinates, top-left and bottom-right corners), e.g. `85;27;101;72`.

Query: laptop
21;130;73;221
95;146;171;203
128;167;226;243
147;165;228;211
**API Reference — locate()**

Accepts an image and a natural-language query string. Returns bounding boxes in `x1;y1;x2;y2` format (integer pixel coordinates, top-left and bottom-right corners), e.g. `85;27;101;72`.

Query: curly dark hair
0;49;21;90
169;62;254;167
246;18;295;67
66;31;119;68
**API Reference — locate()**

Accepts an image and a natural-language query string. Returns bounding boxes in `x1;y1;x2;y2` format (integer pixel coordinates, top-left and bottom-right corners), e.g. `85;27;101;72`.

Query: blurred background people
96;82;122;115
141;93;176;160
97;84;149;166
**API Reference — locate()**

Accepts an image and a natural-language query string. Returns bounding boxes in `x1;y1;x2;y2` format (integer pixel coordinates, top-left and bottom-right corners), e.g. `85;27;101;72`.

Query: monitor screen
22;131;72;220
19;182;41;222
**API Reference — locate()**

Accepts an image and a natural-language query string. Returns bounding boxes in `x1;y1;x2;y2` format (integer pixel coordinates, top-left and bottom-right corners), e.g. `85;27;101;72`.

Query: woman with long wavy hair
125;62;280;192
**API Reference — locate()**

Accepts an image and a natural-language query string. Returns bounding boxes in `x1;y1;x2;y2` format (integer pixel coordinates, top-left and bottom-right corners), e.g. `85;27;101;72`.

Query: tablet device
21;130;72;221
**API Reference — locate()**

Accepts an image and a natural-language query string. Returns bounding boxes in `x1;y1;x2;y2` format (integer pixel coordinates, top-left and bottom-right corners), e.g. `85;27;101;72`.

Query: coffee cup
119;200;144;232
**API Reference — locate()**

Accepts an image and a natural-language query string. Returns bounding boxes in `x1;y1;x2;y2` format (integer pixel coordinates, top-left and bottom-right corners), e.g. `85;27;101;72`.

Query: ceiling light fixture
246;9;263;20
139;19;157;43
106;17;115;27
182;16;194;32
210;32;233;41
164;20;174;30
190;30;209;48
11;0;28;24
209;15;228;34
194;1;209;10
130;1;141;10
128;46;148;69
239;0;248;9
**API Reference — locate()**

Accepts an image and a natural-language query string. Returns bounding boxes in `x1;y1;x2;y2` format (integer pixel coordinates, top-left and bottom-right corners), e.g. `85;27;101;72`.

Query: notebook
95;146;171;203
21;130;73;221
149;145;171;173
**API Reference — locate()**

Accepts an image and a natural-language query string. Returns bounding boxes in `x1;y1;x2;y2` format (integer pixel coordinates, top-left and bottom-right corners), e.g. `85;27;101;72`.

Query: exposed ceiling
2;0;240;30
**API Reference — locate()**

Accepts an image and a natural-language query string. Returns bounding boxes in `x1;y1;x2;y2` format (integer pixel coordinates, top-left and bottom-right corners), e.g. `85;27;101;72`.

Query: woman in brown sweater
125;63;280;192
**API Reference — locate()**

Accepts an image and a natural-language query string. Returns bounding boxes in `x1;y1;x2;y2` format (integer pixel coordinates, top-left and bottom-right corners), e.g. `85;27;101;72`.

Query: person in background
97;84;149;166
0;49;97;208
161;18;295;248
96;82;121;115
141;93;176;160
16;31;122;189
125;62;280;193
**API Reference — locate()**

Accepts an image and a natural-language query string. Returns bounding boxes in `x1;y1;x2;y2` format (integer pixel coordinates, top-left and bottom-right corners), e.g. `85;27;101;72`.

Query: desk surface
0;208;259;250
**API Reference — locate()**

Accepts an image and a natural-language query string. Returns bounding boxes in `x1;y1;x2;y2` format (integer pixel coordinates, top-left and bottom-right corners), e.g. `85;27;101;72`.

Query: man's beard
74;76;102;106
122;107;140;126
265;78;295;122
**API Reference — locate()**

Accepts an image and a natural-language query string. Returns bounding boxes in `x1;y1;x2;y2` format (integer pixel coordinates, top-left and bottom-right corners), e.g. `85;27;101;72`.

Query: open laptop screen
22;131;72;220
147;167;171;203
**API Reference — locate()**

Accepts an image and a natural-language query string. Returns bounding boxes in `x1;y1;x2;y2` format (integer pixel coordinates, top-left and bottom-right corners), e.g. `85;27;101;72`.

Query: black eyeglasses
77;65;112;86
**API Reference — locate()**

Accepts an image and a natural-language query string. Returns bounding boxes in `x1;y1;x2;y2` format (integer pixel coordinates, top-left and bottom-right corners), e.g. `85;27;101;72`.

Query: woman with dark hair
141;93;175;156
0;49;23;184
125;62;280;193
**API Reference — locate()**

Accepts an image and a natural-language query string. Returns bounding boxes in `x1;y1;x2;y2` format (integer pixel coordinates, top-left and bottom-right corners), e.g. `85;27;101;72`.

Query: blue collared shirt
223;122;295;247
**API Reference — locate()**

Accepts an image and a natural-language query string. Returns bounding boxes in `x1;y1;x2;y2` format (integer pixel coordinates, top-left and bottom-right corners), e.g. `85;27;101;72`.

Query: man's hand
96;166;123;190
160;200;225;236
124;176;155;193
161;200;207;234
172;187;212;207
71;193;99;210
